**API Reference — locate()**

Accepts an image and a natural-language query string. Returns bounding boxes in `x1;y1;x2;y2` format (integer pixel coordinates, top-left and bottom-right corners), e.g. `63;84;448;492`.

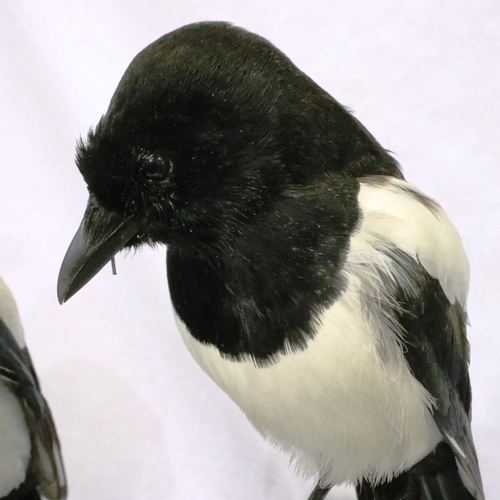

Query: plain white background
0;1;498;499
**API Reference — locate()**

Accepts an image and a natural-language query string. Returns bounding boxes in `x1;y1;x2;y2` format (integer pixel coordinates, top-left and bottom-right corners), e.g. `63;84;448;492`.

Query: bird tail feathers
356;442;478;500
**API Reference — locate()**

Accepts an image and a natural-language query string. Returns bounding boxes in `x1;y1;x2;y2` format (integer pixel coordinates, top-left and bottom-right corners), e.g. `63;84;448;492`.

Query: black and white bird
0;276;66;500
57;22;484;500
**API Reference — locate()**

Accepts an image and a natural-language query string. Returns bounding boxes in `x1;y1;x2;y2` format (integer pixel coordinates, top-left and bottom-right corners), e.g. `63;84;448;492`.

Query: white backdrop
0;1;498;499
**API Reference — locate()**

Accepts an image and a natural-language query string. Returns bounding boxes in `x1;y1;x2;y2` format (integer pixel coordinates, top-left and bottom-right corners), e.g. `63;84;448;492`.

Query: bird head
57;21;399;304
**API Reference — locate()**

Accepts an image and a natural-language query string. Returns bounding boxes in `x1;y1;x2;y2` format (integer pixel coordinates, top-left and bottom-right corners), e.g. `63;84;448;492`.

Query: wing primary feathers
396;275;484;499
0;318;67;499
355;177;484;499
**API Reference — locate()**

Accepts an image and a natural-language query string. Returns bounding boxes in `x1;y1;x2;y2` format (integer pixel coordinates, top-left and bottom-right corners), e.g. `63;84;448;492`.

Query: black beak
57;210;140;304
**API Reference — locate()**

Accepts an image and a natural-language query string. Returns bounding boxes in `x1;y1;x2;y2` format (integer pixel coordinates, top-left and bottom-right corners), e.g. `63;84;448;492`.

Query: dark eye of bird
140;154;172;183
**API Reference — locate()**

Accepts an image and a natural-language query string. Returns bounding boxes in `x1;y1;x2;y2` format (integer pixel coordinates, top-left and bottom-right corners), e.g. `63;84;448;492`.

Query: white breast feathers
174;176;469;486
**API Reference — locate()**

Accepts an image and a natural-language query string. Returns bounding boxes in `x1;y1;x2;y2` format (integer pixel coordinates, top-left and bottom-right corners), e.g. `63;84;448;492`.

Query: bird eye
141;154;173;183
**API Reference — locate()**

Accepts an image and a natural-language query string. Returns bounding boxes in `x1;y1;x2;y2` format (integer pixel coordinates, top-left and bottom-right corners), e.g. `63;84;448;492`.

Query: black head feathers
76;22;401;218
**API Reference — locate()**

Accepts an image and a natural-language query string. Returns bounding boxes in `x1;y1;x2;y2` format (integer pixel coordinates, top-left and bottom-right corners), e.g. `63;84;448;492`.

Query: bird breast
172;176;468;485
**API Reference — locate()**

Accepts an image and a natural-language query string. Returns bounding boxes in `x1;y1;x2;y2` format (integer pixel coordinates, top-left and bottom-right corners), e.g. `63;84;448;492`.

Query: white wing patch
358;176;469;309
0;277;25;348
0;384;31;496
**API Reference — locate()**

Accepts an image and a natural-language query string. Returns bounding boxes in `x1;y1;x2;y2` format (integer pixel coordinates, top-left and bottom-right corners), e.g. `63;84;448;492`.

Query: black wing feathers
356;260;483;500
0;319;66;500
399;270;483;499
356;442;474;500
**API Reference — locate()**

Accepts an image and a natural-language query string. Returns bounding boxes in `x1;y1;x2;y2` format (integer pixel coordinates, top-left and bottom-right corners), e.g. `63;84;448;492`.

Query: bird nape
0;277;66;500
57;21;484;500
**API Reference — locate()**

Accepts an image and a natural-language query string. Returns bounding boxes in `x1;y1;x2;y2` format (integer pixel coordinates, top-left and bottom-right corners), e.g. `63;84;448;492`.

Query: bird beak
57;208;140;304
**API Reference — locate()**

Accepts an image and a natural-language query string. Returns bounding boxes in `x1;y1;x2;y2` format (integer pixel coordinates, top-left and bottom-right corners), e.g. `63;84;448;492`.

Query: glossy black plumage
76;22;401;231
58;21;484;500
167;174;360;362
3;476;40;500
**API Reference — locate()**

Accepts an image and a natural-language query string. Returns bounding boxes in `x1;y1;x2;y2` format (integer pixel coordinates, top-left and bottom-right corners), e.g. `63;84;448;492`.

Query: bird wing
396;266;483;498
0;318;67;500
356;176;484;499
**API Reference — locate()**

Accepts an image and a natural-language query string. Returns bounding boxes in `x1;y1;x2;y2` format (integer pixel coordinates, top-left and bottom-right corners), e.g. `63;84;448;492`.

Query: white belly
171;176;474;485
174;281;441;486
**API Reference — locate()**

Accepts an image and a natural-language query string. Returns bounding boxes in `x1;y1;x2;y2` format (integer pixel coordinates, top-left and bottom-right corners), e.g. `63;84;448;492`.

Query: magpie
0;276;66;500
57;22;484;500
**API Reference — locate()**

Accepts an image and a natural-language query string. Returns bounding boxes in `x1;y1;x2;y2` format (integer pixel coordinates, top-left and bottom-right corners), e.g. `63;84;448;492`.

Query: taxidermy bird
57;22;484;500
0;276;66;500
